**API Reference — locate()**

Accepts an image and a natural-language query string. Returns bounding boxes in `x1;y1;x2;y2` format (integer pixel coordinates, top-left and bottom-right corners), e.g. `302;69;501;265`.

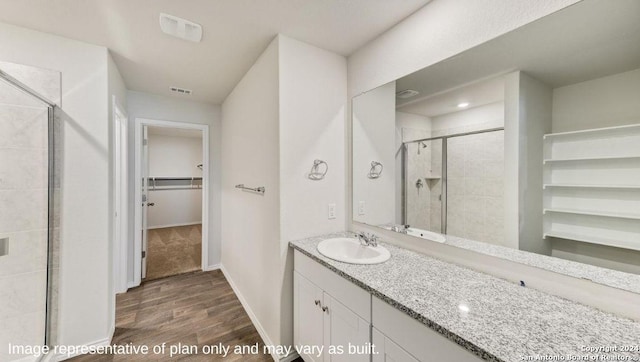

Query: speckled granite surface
443;235;640;295
290;233;640;362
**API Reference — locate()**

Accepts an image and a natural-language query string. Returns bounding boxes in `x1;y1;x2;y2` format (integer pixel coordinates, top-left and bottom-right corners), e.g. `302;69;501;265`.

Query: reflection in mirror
352;0;640;290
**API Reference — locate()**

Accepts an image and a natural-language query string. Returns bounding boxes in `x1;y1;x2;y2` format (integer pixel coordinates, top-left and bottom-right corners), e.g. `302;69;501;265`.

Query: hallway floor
70;271;273;361
146;224;202;281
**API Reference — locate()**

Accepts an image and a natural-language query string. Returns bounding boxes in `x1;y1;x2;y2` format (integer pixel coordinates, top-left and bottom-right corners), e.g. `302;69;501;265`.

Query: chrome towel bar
235;184;265;194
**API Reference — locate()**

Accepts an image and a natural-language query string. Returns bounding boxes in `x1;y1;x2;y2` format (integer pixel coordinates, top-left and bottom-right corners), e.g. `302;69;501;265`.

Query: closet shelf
543;208;640;220
543;123;640;139
543;155;640;164
544;231;640;252
543;184;640;190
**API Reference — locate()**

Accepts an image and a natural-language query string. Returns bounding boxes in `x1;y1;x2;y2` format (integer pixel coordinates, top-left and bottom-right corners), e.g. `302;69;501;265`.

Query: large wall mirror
352;0;640;293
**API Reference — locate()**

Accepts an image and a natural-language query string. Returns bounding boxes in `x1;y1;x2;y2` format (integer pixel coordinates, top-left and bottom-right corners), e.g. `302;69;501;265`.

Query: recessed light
457;102;470;108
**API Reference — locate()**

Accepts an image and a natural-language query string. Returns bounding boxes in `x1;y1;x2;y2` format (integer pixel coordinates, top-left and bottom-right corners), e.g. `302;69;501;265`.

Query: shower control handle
147;202;155;207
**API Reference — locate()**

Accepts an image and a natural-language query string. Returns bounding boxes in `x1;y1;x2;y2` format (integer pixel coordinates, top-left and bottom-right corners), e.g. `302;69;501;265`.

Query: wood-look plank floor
70;270;286;361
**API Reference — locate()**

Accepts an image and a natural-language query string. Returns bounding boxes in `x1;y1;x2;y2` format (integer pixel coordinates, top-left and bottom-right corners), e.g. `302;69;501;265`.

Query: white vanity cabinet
294;251;371;362
372;327;419;362
293;250;482;362
371;297;481;362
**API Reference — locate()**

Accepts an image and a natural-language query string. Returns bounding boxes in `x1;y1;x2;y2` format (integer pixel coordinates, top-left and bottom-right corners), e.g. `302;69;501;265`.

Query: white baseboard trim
54;329;114;361
148;221;201;230
203;263;221;271
220;265;297;362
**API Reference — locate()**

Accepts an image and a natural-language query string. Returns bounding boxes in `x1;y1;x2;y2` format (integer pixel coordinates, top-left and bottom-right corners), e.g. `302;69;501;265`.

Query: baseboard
148;222;201;230
220;265;297;362
203;263;221;271
54;330;113;361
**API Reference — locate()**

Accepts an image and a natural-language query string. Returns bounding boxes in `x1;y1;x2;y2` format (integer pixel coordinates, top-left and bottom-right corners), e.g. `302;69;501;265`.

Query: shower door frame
402;127;504;235
0;68;57;349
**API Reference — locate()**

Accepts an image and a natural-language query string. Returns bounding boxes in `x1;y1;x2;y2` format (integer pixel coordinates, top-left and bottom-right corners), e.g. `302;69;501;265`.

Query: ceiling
397;76;505;117
0;0;430;104
395;0;640;104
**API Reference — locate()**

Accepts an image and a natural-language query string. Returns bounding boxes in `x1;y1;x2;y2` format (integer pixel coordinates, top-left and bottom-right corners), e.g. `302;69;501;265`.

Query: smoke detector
170;86;192;95
159;13;202;42
396;89;420;99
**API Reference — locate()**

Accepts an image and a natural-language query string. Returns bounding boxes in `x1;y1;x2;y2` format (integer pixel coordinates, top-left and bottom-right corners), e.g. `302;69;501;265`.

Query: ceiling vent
396;89;420;99
159;13;202;43
170;86;192;95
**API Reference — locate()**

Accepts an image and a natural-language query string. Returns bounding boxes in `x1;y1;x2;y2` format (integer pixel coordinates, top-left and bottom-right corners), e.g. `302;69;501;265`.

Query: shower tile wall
446;130;505;245
0;61;60;362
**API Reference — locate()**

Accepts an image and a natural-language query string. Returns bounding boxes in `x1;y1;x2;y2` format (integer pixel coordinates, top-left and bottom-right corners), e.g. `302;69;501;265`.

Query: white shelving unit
542;124;640;251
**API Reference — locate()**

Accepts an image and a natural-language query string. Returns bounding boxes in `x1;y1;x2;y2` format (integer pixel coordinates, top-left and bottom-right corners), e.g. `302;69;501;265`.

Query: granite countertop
443;234;640;295
290;233;640;362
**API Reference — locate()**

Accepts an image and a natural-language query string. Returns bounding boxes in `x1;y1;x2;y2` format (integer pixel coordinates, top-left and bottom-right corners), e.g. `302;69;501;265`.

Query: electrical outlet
358;201;365;215
328;203;336;219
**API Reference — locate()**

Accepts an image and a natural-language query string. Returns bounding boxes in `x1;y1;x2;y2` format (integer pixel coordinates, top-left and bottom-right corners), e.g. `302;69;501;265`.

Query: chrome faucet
357;232;379;247
390;224;410;234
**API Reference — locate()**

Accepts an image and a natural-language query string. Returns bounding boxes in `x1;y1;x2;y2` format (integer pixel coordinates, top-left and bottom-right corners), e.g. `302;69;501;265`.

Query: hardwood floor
69;270;279;361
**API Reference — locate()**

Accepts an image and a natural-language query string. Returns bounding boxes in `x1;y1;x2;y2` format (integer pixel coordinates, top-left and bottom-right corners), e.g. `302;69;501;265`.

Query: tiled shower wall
446;130;505;245
0;61;60;361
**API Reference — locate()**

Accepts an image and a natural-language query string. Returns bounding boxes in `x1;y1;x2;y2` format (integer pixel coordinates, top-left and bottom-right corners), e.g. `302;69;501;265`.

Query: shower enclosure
403;128;505;245
0;66;59;361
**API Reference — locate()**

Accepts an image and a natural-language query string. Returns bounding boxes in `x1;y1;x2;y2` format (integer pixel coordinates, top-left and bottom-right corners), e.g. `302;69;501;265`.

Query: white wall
221;37;282;352
347;0;580;98
148;133;202;178
147;133;203;228
352;82;396;226
221;34;347;358
0;21;112;348
552;68;640;133
126;91;221;279
278;35;347;350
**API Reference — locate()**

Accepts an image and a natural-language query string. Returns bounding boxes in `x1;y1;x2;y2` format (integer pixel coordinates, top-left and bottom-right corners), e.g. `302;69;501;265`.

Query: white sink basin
317;237;390;264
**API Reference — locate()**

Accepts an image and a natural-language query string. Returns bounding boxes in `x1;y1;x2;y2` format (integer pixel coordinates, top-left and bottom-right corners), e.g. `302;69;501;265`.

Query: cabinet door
372;328;419;362
295;272;325;361
323;293;370;362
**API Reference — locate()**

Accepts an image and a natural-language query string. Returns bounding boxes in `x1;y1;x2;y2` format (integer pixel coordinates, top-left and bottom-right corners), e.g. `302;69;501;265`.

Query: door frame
113;97;129;294
133;118;209;286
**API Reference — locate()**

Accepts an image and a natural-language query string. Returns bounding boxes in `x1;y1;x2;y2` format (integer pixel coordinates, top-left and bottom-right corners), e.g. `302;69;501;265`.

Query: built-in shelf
425;176;441;180
544;231;640;252
543;123;640;140
543;124;640;252
543;184;640;190
543;208;640;220
543;155;640;164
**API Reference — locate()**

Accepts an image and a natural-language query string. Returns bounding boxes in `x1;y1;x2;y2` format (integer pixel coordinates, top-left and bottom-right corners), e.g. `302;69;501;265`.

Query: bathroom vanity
290;234;640;362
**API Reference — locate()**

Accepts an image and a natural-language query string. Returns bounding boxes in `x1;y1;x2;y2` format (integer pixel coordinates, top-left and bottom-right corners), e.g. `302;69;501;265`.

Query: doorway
134;119;209;285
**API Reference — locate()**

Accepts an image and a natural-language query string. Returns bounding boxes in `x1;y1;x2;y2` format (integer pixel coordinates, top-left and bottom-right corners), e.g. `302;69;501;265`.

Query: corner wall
221;35;347;358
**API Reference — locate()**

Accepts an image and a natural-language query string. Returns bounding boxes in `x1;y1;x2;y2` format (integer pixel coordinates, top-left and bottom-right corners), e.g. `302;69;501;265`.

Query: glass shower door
404;138;444;233
0;73;51;361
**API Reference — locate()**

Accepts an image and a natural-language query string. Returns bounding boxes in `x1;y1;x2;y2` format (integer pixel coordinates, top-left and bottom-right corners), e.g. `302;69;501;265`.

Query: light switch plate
328;203;336;219
358;201;365;215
